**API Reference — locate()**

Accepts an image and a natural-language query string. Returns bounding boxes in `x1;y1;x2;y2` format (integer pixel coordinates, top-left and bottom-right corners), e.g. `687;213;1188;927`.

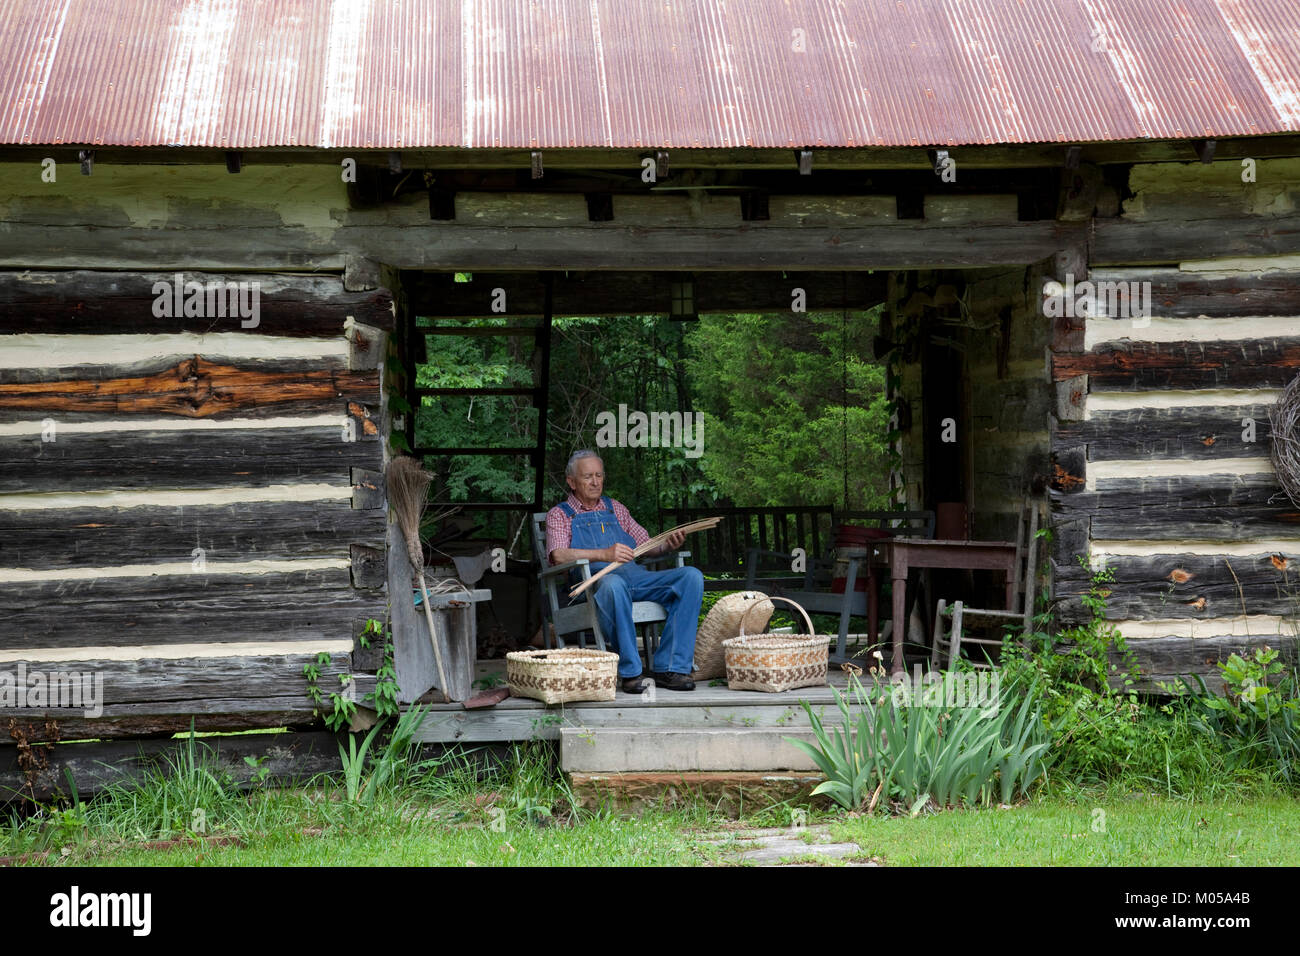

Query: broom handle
417;572;453;703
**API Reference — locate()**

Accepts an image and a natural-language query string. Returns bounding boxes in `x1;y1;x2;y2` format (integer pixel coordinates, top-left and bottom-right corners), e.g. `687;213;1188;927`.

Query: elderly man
546;450;704;693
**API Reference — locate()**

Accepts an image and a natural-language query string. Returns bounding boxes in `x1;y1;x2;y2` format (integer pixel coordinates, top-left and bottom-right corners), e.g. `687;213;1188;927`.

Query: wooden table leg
867;567;879;648
892;563;907;676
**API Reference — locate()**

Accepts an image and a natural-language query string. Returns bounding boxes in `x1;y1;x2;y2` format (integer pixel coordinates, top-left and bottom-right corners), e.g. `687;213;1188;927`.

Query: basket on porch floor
722;597;830;693
506;648;620;704
693;591;774;681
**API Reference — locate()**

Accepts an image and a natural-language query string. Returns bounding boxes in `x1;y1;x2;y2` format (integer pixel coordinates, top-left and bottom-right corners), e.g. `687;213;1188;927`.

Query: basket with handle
506;647;619;704
721;596;831;693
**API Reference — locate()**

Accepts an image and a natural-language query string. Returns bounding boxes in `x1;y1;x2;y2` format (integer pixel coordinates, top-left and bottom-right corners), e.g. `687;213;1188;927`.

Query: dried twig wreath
1269;371;1300;507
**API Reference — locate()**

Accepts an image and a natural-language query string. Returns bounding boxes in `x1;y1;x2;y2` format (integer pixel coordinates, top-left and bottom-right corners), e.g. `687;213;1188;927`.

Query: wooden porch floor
411;662;875;744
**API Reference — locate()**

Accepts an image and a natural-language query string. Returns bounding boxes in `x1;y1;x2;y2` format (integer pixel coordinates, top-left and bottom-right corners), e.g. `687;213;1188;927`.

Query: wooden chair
930;500;1041;670
530;511;689;671
744;510;936;663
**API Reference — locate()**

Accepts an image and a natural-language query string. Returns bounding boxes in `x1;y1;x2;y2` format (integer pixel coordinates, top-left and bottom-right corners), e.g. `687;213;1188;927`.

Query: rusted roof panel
1;0;1298;150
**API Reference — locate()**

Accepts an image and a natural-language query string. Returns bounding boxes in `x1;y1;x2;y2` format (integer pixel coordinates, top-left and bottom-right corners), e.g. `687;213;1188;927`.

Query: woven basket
506;648;619;705
693;591;774;681
722;597;830;693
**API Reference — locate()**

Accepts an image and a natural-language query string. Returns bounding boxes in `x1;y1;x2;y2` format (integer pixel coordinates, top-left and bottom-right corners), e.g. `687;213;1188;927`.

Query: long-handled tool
386;456;451;702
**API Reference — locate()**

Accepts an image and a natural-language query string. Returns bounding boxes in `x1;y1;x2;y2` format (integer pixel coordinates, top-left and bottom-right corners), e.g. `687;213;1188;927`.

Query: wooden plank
0;568;352;606
0;270;393;334
0;652;355;742
1053;550;1300;620
0;730;344;801
0;220;1091;272
416;697;854;743
1056;405;1276;461
0;587;385;648
1122;634;1300;694
0;426;380;493
0;397;378;425
0;651;351;704
0;355;380;418
1053;475;1300;540
0;500;385;570
1088;268;1300;318
389;521;436;705
1052;339;1300;388
1091;214;1300;267
2;698;325;742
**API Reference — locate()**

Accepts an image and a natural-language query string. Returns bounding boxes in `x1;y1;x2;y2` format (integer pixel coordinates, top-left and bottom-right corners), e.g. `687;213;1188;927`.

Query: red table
854;538;1019;675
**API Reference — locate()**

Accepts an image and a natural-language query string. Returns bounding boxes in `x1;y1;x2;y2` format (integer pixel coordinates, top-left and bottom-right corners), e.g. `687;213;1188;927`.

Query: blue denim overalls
558;496;704;678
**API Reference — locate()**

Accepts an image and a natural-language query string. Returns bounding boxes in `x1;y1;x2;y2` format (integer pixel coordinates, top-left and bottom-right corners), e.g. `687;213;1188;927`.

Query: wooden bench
658;505;837;591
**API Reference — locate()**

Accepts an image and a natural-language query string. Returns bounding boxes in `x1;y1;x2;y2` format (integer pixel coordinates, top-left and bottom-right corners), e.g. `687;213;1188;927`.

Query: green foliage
242;754;273;787
1002;560;1154;782
304;621;399;730
92;730;242;842
683;308;890;510
401;301;893;551
1171;647;1300;782
413;741;570;829
787;669;1051;813
360;619;400;720
325;675;357;733
339;704;431;807
999;559;1275;795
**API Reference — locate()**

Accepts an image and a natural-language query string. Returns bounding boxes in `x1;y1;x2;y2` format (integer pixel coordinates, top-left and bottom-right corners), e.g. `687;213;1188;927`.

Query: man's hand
662;530;687;552
605;543;636;564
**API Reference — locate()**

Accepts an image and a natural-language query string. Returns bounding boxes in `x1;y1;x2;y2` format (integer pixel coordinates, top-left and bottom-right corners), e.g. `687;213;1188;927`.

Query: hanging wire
842;271;850;513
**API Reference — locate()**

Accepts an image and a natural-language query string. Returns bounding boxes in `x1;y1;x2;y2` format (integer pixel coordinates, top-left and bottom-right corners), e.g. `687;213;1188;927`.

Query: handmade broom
567;516;723;598
387;456;451;702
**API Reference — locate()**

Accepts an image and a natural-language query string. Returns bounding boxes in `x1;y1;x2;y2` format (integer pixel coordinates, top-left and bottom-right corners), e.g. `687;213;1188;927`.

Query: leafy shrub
1172;647;1300;782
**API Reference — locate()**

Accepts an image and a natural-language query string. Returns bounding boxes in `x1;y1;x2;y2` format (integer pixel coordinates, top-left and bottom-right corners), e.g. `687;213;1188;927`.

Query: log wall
1048;157;1300;690
0;270;393;743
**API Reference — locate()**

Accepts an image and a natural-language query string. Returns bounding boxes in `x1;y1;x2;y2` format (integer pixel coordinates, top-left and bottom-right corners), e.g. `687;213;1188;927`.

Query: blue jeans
590;563;704;677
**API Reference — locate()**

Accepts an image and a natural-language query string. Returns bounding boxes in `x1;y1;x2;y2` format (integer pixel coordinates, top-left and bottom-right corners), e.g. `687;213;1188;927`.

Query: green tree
682;307;890;510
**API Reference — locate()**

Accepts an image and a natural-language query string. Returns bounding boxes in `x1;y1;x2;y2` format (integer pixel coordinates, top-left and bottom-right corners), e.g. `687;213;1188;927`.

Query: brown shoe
621;675;652;694
653;671;695;691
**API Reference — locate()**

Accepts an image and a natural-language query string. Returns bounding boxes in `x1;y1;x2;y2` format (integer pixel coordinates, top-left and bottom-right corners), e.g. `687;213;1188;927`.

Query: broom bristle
387;456;433;572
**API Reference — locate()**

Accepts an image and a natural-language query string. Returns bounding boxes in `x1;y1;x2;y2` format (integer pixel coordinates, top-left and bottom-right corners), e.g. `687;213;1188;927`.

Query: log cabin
2;0;1300;788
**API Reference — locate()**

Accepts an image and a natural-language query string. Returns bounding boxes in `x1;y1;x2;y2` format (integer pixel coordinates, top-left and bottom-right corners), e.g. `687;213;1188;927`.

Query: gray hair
565;449;603;478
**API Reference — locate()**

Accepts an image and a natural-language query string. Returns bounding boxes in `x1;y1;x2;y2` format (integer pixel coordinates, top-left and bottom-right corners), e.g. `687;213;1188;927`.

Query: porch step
559;726;823;772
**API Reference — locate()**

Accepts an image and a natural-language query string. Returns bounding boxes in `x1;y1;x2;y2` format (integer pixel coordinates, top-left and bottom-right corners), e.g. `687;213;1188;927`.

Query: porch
414;662;871;774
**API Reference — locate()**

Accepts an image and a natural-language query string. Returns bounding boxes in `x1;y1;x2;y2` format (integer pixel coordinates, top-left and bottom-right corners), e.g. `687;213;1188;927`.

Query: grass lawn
9;787;1298;867
829;793;1300;867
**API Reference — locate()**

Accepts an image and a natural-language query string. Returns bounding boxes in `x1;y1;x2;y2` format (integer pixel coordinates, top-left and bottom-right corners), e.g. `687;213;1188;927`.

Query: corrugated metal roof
1;0;1298;150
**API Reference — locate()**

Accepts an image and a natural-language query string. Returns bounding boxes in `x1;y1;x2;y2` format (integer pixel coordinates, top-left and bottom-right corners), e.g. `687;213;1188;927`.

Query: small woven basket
506;647;619;705
693;591;774;681
722;597;831;693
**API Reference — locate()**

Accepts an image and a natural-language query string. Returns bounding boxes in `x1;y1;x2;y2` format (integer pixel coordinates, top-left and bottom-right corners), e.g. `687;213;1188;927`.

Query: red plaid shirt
545;492;650;563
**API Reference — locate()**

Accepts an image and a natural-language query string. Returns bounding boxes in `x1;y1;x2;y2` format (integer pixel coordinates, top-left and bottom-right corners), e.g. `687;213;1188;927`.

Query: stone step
559;725;826;772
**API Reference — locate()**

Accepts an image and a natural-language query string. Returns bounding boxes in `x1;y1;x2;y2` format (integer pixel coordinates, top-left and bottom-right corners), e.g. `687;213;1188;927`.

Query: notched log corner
351;467;386;510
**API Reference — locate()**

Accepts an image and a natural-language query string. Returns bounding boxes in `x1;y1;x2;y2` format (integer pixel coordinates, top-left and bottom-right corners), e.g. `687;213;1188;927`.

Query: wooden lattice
1270;372;1300;508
